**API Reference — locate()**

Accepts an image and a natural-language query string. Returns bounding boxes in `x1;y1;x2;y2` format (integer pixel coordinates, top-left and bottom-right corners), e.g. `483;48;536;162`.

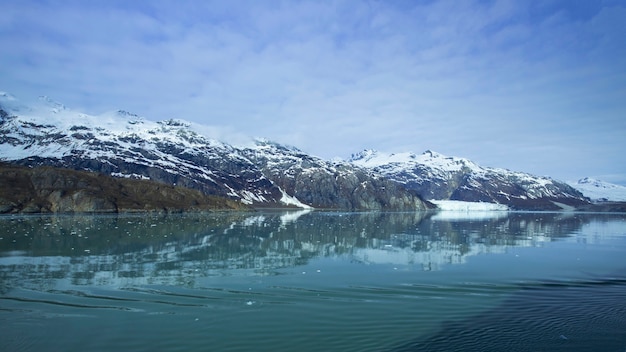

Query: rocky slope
242;140;430;210
0;163;248;214
349;150;590;211
0;92;429;211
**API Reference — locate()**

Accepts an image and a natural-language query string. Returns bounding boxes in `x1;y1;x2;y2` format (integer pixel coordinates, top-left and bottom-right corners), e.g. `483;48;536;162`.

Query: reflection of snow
0;245;302;290
241;215;267;227
2;212;623;292
432;200;509;211
571;220;626;244
431;200;508;221
280;209;312;226
431;211;509;221
353;242;510;270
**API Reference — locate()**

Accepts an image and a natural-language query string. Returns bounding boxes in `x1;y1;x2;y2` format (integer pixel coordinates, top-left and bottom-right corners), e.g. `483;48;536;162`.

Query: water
1;210;625;351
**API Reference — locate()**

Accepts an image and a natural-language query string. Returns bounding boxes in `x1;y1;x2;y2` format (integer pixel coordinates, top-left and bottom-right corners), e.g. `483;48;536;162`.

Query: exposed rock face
350;150;590;211
242;141;431;210
0;163;248;214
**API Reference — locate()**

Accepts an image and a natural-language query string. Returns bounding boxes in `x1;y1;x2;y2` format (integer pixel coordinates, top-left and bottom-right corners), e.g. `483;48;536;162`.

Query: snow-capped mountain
0;92;428;211
242;140;427;210
0;92;282;204
349;149;589;210
568;178;626;202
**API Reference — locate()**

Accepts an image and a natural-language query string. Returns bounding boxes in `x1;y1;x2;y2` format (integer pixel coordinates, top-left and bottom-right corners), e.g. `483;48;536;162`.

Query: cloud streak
1;0;625;184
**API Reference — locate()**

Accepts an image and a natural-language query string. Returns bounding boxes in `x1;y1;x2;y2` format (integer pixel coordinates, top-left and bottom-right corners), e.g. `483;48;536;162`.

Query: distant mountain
0;92;429;211
568;178;626;202
349;149;589;211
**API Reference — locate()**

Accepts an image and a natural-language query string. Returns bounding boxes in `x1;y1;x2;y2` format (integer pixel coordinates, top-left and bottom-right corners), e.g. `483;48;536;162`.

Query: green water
1;211;625;351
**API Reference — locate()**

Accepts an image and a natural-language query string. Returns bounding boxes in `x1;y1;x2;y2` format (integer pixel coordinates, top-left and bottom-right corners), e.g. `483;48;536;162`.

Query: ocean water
1;210;625;351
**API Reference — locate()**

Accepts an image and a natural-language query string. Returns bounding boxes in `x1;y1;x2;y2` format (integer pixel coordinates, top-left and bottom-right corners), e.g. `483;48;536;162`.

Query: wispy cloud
1;0;625;183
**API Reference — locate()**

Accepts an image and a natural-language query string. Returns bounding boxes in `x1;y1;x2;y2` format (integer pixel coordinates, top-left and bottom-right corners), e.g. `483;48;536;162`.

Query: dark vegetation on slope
0;163;249;214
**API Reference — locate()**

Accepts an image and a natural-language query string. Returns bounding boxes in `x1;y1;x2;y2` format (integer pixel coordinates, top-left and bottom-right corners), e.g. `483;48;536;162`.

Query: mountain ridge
0;93;430;211
567;177;626;202
2;92;610;212
349;149;589;211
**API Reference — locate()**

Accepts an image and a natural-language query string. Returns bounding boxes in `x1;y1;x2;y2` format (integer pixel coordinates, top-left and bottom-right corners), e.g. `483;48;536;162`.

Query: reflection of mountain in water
0;212;620;289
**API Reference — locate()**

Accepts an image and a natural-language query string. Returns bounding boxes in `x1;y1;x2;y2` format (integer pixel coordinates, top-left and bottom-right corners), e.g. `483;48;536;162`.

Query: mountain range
349;149;589;210
0;92;428;212
0;92;617;213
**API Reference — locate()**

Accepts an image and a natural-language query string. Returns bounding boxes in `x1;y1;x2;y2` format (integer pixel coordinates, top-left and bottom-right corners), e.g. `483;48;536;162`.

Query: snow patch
239;190;268;205
350;149;481;174
280;209;312;226
111;172;150;180
279;188;313;209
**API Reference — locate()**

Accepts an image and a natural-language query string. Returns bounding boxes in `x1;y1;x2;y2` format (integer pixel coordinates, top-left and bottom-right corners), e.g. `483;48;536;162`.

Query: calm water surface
1;210;625;351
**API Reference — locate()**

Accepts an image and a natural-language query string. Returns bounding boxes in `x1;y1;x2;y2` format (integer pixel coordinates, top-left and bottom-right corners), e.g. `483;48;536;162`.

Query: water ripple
390;277;626;352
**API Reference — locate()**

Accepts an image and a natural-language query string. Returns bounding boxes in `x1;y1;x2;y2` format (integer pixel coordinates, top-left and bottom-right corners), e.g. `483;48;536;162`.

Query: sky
1;0;625;184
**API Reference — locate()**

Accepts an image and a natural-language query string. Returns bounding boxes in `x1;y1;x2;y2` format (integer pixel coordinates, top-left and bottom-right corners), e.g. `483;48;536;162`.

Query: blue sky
2;0;625;184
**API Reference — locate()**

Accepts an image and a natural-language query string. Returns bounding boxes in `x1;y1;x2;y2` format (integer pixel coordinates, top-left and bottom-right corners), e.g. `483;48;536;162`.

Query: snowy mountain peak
351;150;424;167
577;177;608;187
1;93;78;125
568;178;626;202
418;149;474;165
349;148;588;210
253;138;303;154
0;91;16;102
349;149;380;163
37;95;67;112
0;91;24;113
116;109;140;118
422;150;439;157
350;149;480;175
158;118;189;127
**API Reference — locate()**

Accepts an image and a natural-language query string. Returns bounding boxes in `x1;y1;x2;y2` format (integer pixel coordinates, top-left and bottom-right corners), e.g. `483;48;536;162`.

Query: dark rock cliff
242;141;432;210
